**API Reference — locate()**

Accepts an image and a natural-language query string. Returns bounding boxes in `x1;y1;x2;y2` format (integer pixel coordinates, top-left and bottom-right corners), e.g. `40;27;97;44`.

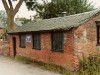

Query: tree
0;10;7;32
19;17;31;25
25;0;95;19
0;10;8;40
2;0;24;30
0;10;8;31
0;10;7;26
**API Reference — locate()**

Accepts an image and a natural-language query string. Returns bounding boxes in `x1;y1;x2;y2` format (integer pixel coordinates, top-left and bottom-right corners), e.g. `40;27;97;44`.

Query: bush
78;55;100;75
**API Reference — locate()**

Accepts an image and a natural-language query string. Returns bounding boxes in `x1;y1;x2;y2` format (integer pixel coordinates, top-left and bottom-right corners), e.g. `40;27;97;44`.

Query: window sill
51;50;64;53
19;46;26;48
32;48;41;50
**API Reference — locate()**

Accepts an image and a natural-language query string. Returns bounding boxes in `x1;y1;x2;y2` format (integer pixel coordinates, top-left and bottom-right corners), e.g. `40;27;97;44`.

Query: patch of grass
15;55;71;75
15;56;33;64
77;55;100;75
15;55;100;75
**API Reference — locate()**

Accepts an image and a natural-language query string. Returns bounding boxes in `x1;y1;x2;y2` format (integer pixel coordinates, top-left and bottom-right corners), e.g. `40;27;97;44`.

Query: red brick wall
0;41;10;56
74;14;100;58
9;31;77;70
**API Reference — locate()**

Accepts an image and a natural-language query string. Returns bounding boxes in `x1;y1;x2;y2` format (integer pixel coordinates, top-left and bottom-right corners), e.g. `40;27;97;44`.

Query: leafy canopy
19;17;31;25
25;0;95;19
0;10;7;27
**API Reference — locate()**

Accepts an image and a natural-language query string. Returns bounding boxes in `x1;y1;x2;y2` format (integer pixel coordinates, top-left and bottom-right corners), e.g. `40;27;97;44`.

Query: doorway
13;37;16;57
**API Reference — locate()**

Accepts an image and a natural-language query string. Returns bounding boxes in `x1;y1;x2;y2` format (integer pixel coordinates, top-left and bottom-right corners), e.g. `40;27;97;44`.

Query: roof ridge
37;8;100;21
8;8;100;33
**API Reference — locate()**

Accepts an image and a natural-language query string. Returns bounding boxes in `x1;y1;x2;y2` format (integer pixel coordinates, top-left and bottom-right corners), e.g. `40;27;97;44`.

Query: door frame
12;37;16;57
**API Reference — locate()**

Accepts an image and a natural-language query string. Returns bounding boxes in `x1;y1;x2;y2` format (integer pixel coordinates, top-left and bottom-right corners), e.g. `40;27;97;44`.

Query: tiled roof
8;8;100;33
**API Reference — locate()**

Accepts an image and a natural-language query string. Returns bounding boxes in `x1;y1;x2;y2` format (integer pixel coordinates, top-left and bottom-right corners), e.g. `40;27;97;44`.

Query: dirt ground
0;55;62;75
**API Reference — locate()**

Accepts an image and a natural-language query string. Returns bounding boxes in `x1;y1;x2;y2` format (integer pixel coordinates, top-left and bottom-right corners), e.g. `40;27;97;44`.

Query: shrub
78;55;100;75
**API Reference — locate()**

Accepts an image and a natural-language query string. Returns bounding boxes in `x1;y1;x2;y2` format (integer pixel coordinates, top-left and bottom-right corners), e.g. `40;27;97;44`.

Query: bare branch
8;0;13;10
2;0;10;14
14;0;24;15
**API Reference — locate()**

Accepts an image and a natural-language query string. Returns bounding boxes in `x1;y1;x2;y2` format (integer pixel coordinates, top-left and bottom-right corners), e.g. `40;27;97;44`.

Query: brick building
8;9;100;70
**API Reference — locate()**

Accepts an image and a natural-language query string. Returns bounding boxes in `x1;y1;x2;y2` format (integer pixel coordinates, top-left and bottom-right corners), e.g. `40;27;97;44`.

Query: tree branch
2;0;10;14
8;0;13;10
14;0;24;15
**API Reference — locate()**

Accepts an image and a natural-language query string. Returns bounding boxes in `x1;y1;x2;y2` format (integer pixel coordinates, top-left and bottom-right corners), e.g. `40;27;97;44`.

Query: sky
0;0;100;19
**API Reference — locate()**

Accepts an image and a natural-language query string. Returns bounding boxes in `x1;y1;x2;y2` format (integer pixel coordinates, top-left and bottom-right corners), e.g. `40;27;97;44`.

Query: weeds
15;55;100;75
15;55;71;75
78;55;100;75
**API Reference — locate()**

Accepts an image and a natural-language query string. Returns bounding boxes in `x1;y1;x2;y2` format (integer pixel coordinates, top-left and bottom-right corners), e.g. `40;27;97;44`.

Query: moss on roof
8;8;100;33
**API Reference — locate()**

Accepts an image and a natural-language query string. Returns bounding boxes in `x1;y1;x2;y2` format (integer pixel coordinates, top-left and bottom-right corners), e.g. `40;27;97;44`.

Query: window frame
19;34;26;48
32;33;41;50
51;31;64;52
96;21;100;45
97;26;100;45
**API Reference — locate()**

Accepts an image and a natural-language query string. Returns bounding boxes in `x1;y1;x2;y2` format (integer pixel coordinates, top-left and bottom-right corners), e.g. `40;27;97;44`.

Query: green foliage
0;10;8;37
0;10;7;27
25;0;36;10
15;55;71;75
15;55;33;64
15;55;100;75
19;18;31;25
25;0;95;19
78;55;100;75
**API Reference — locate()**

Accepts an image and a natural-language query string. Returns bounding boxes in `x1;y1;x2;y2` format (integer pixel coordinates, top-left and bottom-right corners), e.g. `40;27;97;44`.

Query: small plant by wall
78;55;100;75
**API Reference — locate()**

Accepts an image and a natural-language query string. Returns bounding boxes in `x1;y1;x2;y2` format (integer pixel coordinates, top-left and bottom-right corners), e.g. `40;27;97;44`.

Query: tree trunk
7;12;15;30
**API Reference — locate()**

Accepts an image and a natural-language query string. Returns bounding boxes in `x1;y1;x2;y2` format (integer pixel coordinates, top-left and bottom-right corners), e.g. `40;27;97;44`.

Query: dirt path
0;55;62;75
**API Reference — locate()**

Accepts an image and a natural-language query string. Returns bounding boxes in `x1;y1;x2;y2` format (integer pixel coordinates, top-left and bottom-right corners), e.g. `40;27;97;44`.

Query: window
96;21;100;45
19;34;26;48
97;25;100;45
51;32;64;52
32;33;41;50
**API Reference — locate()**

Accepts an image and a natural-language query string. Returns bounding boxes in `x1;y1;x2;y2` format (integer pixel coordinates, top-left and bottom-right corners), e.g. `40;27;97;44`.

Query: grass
15;55;100;75
77;55;100;75
15;55;71;75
